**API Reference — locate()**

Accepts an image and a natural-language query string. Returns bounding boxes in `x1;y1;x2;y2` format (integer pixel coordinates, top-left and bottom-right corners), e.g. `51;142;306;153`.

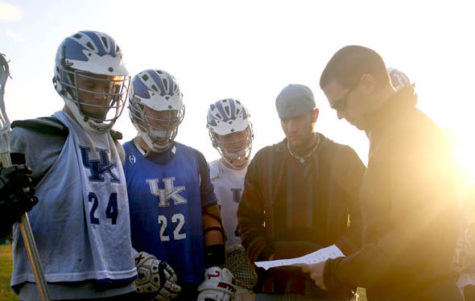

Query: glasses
331;84;357;113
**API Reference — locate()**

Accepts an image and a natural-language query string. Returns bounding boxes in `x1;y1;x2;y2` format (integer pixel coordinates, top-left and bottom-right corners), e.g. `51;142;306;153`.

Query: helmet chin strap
220;147;251;170
139;131;173;155
130;115;174;155
63;96;112;133
211;129;253;170
222;156;248;169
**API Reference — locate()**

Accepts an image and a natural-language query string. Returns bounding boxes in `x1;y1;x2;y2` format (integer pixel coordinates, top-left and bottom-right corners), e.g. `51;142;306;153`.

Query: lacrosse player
8;30;137;300
206;98;257;300
124;69;236;300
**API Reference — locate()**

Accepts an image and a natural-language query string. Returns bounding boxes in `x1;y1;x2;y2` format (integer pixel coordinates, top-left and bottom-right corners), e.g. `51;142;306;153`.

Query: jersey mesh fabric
124;140;217;286
209;159;257;289
10;111;136;298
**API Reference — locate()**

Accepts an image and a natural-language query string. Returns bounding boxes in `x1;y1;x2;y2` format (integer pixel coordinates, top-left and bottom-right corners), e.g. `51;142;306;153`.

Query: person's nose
337;110;344;120
94;85;111;101
286;118;299;133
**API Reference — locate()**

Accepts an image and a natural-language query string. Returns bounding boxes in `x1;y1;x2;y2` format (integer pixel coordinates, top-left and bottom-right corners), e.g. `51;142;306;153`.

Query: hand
302;261;327;291
197;266;236;301
0;163;38;223
134;252;181;300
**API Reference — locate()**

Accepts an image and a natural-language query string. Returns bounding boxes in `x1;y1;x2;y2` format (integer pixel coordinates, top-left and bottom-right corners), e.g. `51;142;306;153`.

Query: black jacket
238;134;365;297
324;86;462;300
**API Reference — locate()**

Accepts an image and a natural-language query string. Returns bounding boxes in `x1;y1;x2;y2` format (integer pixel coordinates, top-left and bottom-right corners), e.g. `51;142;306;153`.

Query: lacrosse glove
0;160;38;234
197;266;237;301
135;251;181;300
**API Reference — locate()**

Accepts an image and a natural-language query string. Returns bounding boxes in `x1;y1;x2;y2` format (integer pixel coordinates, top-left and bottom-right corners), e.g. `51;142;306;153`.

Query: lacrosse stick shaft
0;54;50;300
19;213;51;301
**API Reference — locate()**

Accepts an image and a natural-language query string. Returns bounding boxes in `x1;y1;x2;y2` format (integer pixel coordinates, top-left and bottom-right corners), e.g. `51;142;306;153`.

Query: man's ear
312;108;319;123
359;73;377;94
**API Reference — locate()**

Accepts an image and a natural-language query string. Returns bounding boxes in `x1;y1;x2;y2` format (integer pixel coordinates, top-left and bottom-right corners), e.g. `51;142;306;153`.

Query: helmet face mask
129;69;184;153
75;71;127;120
388;67;411;91
212;127;253;169
207;98;253;169
131;105;185;152
53;31;130;133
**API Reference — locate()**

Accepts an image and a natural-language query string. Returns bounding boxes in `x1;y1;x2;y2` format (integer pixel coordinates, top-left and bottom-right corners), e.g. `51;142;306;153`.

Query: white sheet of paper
254;244;344;270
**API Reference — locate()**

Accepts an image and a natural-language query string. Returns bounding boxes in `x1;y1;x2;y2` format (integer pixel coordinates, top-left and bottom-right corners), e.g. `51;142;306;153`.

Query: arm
303;146;364;292
237;152;274;262
2;124;51;236
324;126;460;291
333;146;365;256
0;159;38;237
197;152;225;261
197;153;236;300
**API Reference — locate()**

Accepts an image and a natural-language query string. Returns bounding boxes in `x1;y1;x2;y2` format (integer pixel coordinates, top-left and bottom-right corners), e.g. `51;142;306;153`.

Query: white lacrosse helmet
129;69;185;153
207;98;253;169
388;67;411;90
53;30;130;133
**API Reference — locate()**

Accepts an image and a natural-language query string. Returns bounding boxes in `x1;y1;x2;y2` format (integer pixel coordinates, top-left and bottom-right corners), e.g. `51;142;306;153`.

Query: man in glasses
303;45;462;300
238;84;365;300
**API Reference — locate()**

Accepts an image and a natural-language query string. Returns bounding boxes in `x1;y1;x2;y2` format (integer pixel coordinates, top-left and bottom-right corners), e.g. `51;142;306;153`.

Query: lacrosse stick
0;53;50;300
225;245;257;289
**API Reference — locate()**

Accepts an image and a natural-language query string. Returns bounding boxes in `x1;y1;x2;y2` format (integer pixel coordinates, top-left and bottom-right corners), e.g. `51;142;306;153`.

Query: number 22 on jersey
158;213;186;241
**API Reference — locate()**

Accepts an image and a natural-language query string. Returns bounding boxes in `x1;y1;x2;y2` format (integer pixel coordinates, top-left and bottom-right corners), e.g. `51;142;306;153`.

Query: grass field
0;244;17;301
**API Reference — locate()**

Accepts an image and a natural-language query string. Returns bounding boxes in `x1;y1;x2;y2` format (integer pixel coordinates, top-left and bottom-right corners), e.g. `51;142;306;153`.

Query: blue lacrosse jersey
123;140;218;285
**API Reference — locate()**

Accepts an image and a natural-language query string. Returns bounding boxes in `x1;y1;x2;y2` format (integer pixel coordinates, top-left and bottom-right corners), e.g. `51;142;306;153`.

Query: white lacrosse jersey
209;159;248;248
10;111;136;292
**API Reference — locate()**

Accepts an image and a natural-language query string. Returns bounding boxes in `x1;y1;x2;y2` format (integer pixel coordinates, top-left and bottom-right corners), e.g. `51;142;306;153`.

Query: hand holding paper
254;244;344;291
302;261;327;291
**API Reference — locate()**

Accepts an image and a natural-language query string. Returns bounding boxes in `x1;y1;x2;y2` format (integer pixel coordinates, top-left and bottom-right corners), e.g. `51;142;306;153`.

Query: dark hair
320;45;390;90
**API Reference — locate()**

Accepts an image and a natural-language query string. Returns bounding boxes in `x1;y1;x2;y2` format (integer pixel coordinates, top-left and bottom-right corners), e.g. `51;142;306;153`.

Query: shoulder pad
11;116;68;137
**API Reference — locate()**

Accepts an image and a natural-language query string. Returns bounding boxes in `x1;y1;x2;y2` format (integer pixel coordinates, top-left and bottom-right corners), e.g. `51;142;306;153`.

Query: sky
1;0;475;182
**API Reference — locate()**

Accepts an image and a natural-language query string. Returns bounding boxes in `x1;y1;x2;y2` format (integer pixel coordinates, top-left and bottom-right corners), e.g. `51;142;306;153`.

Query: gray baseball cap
275;84;316;119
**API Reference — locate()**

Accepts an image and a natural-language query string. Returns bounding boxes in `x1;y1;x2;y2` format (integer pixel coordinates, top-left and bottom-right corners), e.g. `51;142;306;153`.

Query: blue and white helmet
207;98;253;169
53;30;130;133
388;67;411;90
129;69;185;153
